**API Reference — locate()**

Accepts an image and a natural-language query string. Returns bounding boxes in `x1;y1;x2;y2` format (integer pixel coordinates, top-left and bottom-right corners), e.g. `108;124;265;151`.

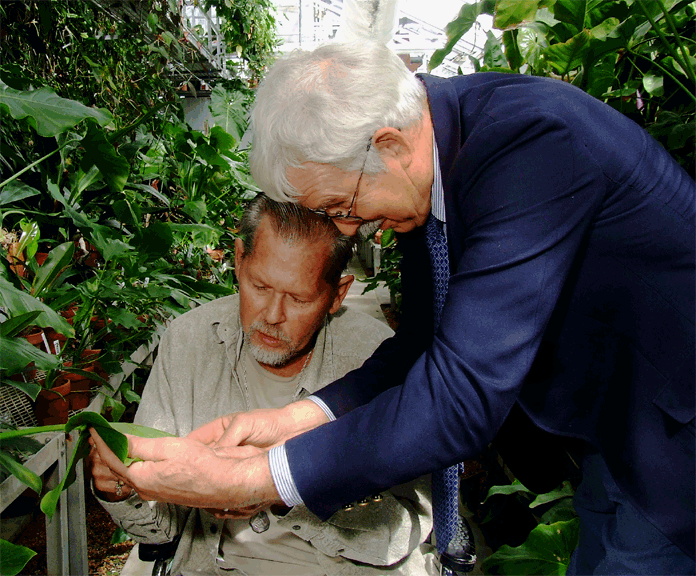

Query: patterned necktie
424;213;464;554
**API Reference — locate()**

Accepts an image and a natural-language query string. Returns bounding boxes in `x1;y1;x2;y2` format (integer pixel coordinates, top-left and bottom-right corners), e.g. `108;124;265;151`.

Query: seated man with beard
89;194;437;576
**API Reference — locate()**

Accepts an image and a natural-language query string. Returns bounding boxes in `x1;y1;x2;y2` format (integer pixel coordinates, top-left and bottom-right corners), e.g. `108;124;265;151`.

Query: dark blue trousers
567;450;694;576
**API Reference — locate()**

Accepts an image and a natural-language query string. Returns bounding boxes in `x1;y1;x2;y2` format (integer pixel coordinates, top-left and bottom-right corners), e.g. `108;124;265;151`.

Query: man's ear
329;274;354;314
234;237;245;274
373;127;414;169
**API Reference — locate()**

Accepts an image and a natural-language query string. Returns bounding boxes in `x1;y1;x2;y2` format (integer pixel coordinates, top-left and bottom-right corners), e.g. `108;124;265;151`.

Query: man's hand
86;439;134;502
89;428;282;515
189;398;329;449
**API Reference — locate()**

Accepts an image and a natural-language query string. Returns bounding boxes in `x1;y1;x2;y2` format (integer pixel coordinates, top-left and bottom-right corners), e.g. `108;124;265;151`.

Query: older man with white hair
94;41;695;576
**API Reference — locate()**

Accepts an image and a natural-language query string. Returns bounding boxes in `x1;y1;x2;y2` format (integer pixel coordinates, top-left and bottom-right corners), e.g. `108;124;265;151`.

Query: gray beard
245;321;296;367
247;340;295;366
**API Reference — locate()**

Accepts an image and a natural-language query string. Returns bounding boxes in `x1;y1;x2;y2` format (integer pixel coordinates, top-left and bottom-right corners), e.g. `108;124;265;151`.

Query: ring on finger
115;479;124;497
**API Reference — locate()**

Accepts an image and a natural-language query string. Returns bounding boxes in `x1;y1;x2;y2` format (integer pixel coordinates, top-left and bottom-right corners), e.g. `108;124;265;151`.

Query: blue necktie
425;214;464;554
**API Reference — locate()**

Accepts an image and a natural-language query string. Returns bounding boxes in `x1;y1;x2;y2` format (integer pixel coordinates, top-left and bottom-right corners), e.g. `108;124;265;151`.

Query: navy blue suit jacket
285;73;695;557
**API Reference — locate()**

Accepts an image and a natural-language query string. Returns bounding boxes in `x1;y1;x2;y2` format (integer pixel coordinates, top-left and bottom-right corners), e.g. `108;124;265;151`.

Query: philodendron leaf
0;277;74;336
0;85;113;137
0;538;37;576
41;426;90;520
529;481;574;508
111;422;175;466
0;451;42;494
482;518;580;575
483;479;535;504
0;337;61;379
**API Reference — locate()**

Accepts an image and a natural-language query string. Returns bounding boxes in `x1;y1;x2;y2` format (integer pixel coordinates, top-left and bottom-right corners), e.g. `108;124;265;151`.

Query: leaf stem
0;146;63;189
0;424;65;440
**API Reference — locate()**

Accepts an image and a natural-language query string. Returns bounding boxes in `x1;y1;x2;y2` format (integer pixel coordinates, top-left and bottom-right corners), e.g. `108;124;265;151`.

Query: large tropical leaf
209;86;248;145
0;337;61;378
495;0;554;31
482;518;580;575
80;123;130;193
429;0;496;70
0;85;112;138
543;29;591;75
0;277;74;336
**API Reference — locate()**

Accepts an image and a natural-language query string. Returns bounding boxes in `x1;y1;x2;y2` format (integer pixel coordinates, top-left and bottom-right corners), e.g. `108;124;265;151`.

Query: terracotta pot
34;381;71;425
21;327;48;351
63;351;103;410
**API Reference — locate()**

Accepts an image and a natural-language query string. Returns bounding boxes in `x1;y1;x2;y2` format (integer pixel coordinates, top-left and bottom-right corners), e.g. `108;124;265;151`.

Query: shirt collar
430;134;446;223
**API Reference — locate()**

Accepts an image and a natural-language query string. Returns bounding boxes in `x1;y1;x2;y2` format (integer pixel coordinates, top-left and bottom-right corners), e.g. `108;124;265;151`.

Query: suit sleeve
287;111;607;519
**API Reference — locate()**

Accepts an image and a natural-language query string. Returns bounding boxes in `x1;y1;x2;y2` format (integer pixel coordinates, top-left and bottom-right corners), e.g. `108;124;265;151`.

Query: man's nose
263;293;286;324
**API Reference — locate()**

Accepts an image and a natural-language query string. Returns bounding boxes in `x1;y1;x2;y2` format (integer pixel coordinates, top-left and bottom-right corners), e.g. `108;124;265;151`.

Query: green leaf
80;123;130;193
0;181;41;206
0;311;42;338
0;376;43;401
0;85;112;138
543;29;591;75
17;219;39;261
0;337;62;379
111;527;132;545
183;199;207;222
0;277;74;336
503;30;524;70
209;86;248;144
484;30;509;68
429;0;496;70
110;422;175;439
0;538;37;576
108;308;141;330
31;242;74;298
495;0;548;31
41;427;90;519
130;221;174;261
0;451;42;494
210;125;237;153
540;498;578;524
482;518;580;575
529;481;574;507
642;72;664;96
483;479;535;503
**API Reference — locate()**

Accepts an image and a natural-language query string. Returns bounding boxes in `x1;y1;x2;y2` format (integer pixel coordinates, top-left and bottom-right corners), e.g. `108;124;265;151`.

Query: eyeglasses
308;140;371;224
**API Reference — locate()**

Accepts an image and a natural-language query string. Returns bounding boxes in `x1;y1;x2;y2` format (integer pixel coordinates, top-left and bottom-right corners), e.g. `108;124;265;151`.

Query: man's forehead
287;162;349;202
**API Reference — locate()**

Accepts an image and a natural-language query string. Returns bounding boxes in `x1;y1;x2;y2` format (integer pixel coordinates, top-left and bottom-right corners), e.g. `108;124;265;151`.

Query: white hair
249;41;427;202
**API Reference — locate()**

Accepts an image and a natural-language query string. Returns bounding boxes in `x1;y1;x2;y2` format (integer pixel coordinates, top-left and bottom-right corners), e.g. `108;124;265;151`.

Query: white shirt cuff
268;445;304;507
307;394;336;421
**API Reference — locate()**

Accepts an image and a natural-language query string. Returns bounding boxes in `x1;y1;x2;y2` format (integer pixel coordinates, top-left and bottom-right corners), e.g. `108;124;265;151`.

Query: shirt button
357;498;370;506
342;503;354;511
371;494;383;502
292;525;301;531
